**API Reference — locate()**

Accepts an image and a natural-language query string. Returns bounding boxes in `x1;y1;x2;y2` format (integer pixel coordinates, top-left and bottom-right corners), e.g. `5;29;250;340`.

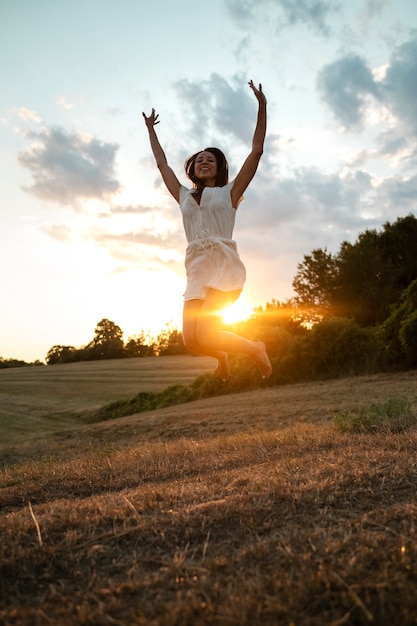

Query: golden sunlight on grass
221;295;253;324
1;362;417;625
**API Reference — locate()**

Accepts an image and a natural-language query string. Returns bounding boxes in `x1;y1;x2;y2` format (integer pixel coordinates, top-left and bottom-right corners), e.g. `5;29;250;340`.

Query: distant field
0;355;215;444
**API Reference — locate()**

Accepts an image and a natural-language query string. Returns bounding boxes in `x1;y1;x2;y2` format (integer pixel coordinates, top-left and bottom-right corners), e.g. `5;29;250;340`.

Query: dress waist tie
186;235;234;256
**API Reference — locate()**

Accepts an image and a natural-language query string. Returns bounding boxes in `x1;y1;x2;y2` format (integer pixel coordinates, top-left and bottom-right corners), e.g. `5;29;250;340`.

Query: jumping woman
142;79;272;381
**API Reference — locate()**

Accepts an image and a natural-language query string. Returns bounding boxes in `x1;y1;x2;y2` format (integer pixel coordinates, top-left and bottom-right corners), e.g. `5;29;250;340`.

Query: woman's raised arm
231;81;267;208
142;108;181;203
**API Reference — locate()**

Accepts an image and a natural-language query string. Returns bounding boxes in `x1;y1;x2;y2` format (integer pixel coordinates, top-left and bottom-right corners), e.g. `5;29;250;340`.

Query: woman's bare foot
252;342;272;378
215;353;230;382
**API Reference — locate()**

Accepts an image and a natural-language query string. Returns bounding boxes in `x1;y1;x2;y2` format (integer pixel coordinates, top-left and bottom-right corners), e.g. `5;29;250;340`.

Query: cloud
108;204;155;216
18;126;121;206
277;0;336;35
377;131;408;157
317;35;417;136
297;167;373;220
377;174;417;212
105;106;125;118
174;73;256;146
317;54;380;129
360;0;389;19
90;228;185;275
231;165;380;301
225;0;256;25
16;107;42;123
238;166;375;246
226;0;338;36
383;36;417;134
55;96;74;110
95;230;182;249
41;223;73;242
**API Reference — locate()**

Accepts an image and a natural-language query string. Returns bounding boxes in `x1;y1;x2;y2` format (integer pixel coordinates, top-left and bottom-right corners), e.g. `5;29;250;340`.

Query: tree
156;322;188;356
381;278;417;368
0;357;34;369
293;214;417;327
46;345;77;365
379;214;417;293
124;332;155;357
292;248;339;320
335;230;385;325
89;319;125;360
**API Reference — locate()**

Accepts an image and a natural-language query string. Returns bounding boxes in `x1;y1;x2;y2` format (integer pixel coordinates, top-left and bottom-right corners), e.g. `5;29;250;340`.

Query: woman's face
194;151;218;185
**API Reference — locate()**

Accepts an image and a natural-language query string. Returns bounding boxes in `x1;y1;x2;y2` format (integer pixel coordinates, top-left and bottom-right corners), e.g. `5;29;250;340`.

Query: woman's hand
248;80;267;106
142;108;160;129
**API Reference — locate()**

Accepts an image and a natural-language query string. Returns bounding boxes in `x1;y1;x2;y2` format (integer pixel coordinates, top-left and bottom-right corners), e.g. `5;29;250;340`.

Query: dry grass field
1;358;417;625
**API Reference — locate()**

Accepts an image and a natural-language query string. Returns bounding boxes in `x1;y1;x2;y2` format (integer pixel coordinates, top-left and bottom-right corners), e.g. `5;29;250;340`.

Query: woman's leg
183;289;272;379
182;298;230;380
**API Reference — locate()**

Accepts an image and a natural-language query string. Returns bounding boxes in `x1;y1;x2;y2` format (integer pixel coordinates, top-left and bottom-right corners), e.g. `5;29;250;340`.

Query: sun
221;295;254;324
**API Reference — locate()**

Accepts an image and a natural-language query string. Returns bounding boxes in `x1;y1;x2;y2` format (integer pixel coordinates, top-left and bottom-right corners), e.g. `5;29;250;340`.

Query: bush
381;278;417;369
398;309;417;366
302;317;379;379
333;395;417;434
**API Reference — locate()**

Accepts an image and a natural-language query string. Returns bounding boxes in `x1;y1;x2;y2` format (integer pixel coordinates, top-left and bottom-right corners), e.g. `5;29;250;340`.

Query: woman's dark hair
185;147;229;189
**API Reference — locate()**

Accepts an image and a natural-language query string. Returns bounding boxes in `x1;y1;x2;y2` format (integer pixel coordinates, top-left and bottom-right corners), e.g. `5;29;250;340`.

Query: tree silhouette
156;322;188;356
292;248;338;320
124;332;155;357
89;319;125;360
293;214;417;326
46;345;77;365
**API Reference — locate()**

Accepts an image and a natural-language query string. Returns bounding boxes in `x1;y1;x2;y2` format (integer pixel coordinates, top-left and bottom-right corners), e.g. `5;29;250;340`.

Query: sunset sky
1;0;416;361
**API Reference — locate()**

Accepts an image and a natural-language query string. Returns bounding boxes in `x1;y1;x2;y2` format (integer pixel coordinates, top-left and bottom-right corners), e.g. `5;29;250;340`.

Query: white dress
179;181;246;300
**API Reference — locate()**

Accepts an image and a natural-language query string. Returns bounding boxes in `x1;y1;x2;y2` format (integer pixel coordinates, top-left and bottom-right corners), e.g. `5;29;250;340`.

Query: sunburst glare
221;296;253;324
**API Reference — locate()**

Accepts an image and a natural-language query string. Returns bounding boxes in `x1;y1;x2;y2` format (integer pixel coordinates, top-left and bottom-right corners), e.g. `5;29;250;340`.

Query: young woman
142;80;272;381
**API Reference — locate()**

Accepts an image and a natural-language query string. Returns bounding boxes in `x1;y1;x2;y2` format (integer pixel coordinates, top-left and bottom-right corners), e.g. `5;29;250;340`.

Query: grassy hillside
0;355;215;444
1;364;417;625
